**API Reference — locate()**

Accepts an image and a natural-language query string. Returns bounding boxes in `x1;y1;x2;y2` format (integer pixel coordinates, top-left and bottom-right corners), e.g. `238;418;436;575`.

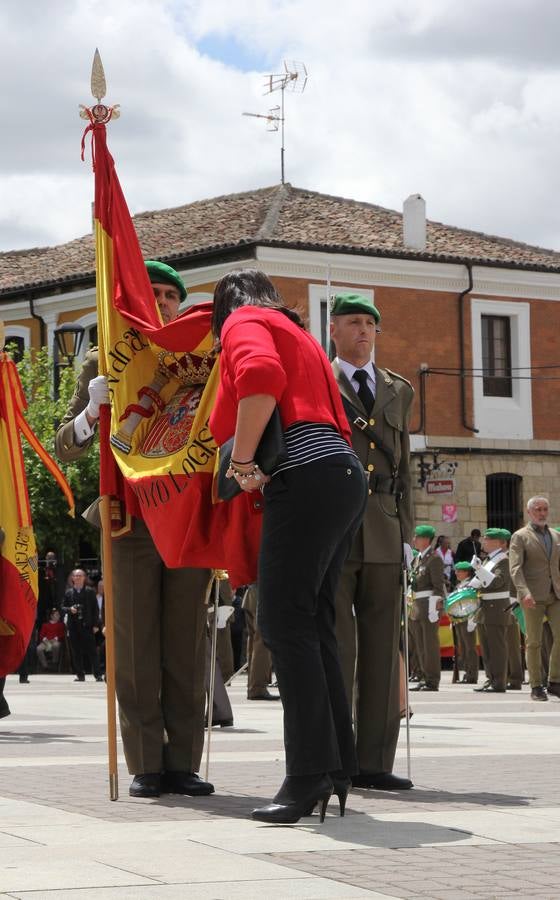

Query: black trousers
258;453;367;776
69;626;101;679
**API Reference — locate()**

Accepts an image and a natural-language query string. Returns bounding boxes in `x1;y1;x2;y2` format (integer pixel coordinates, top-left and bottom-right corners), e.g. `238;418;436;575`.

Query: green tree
15;347;100;567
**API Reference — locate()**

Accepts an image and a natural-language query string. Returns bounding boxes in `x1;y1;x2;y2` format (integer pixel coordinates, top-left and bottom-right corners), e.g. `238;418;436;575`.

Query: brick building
1;183;559;543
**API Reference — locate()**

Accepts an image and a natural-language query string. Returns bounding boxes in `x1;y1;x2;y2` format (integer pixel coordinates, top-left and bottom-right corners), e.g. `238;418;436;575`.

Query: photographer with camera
62;569;102;682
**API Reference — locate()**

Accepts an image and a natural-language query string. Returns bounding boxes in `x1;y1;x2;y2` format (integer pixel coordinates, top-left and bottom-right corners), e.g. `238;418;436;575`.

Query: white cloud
1;0;560;252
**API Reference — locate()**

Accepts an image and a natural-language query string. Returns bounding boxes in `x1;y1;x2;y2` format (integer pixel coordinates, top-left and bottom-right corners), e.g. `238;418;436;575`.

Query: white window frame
4;324;31;354
471;298;532;439
308;284;375;352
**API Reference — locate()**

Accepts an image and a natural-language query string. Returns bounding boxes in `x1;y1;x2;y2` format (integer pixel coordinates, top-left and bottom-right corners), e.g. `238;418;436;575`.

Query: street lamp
53;323;85;399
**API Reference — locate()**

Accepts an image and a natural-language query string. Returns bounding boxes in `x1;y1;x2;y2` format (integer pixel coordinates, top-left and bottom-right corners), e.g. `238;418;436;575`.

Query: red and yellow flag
89;123;260;586
0;351;74;676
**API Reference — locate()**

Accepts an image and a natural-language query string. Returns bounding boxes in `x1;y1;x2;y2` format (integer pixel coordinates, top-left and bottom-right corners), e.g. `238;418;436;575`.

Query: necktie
353;369;374;414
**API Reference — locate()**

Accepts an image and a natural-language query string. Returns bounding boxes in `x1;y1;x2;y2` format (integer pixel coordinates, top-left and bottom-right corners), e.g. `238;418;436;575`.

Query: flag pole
99;494;119;800
81;49;120;800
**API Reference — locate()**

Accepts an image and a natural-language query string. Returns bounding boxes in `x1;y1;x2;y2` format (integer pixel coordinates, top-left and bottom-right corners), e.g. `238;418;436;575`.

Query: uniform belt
481;591;510;601
413;590;432;599
364;471;400;495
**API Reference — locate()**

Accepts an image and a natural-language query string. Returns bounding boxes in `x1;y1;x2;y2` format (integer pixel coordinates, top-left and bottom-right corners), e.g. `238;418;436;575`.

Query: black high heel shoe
252;774;333;824
331;773;352;817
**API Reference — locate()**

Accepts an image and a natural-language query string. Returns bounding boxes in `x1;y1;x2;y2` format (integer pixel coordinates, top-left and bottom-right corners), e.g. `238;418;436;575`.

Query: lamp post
53;323;85;399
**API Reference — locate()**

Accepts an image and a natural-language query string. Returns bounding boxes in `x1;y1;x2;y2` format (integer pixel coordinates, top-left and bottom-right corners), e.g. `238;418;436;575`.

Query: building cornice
3;243;560;322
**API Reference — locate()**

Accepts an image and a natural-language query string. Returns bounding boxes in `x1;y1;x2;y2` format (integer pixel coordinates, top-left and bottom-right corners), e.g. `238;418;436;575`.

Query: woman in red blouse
210;270;367;824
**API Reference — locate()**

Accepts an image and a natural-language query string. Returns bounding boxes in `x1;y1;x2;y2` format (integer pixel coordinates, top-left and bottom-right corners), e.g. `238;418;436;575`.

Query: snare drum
444;587;480;623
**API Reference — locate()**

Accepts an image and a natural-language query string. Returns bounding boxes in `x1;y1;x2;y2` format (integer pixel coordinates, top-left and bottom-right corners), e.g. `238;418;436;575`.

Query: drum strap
481;591;510;600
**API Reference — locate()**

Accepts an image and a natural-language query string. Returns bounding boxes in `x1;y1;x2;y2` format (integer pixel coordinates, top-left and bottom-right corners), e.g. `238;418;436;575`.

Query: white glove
216;605;234;629
467;617;477;633
428;595;440;623
86;375;109;420
469;567;496;589
470;555;482;570
403;543;414;569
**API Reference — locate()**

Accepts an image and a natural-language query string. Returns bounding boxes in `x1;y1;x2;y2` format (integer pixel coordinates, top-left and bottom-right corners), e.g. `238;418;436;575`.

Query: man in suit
510;497;560;701
469;529;512;694
330;292;414;791
409;525;445;692
55;260;213;798
61;569;103;682
454;529;482;564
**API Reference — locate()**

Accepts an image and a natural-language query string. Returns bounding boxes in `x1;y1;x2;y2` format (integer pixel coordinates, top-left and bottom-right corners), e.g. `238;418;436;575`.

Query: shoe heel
336;785;350;817
318;792;331;823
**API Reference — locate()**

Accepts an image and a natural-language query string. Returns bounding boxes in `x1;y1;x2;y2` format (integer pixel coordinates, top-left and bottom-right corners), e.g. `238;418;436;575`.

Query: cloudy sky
2;0;560;252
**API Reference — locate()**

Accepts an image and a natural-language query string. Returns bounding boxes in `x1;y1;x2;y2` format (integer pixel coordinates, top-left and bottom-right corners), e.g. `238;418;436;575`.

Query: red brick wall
191;275;560;441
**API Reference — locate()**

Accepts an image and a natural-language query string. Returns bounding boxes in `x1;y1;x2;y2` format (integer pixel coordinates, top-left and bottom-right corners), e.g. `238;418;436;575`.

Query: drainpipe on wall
28;294;46;347
459;262;478;433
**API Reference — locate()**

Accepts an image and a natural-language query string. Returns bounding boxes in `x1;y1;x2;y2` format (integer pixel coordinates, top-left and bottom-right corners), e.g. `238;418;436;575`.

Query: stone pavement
0;671;559;899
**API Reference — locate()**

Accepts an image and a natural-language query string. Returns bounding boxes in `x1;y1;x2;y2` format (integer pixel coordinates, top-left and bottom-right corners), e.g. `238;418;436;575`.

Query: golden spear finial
91;48;107;103
79;48;120;124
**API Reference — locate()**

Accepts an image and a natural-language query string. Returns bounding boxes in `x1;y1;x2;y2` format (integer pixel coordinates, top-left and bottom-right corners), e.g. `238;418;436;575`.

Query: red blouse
209;307;352;445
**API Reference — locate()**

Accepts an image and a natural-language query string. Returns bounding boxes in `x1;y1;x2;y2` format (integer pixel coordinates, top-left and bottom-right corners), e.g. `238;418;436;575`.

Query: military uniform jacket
55;349;99;464
473;552;511;626
410;548;445;605
332;361;414;564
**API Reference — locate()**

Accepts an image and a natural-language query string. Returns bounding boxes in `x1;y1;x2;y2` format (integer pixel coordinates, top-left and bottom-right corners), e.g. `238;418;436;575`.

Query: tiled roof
2;183;560;296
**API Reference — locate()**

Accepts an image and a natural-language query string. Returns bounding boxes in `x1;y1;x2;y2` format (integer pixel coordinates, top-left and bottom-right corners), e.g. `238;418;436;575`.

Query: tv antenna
243;60;308;184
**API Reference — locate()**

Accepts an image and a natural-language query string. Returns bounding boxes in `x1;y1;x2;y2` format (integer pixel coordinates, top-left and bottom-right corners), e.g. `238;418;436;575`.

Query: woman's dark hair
211;269;304;338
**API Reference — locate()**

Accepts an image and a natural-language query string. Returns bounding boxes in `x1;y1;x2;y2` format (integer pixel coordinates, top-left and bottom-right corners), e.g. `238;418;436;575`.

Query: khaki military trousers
524;593;560;687
454;621;479;682
335;560;401;775
411;599;441;688
477;623;508;691
506;620;524;688
111;518;210;775
243;585;272;697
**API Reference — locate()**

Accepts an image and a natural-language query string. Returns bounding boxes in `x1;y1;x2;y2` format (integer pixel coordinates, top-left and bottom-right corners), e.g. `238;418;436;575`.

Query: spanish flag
88;122;260;586
0;350;74;677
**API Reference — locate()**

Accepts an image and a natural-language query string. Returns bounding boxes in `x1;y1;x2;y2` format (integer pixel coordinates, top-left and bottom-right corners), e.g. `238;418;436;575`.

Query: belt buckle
354;416;368;431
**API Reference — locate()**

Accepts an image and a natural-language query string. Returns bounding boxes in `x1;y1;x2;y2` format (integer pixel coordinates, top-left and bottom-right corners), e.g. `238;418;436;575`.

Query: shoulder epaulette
384;368;413;388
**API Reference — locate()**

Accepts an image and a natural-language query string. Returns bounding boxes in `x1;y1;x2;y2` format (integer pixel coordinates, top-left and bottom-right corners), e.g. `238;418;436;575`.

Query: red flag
0;352;74;676
88;123;261;586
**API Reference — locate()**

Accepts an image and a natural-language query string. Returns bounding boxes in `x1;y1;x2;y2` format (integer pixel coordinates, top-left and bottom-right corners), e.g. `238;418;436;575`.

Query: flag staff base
109;773;118;801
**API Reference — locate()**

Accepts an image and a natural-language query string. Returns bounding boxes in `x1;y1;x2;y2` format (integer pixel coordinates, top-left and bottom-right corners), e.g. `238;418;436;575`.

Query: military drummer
409;525;445;692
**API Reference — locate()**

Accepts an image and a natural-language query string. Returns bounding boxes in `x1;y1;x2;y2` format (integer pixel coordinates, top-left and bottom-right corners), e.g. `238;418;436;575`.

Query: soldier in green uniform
409;525;445;692
470;528;512;694
55;261;213;799
331;293;414;791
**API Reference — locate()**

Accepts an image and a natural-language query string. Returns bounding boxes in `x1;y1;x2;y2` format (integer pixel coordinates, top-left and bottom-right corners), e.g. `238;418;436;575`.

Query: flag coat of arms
87;122;261;586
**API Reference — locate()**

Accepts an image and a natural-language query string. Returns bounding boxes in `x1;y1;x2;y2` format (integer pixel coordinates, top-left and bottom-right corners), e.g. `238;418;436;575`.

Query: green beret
415;524;435;539
454;561;473;571
330;292;381;323
484;527;511;541
145;260;187;302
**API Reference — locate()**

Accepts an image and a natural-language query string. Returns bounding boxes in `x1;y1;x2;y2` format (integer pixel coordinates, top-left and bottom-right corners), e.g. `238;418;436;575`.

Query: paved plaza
0;672;559;899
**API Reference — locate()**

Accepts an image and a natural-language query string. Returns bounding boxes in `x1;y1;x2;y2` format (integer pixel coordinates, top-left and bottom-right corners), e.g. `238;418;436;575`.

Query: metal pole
280;84;285;184
402;564;412;782
205;575;220;782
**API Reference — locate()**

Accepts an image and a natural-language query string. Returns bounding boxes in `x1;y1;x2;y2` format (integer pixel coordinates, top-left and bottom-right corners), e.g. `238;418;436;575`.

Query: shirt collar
529;522;549;533
337;357;376;387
